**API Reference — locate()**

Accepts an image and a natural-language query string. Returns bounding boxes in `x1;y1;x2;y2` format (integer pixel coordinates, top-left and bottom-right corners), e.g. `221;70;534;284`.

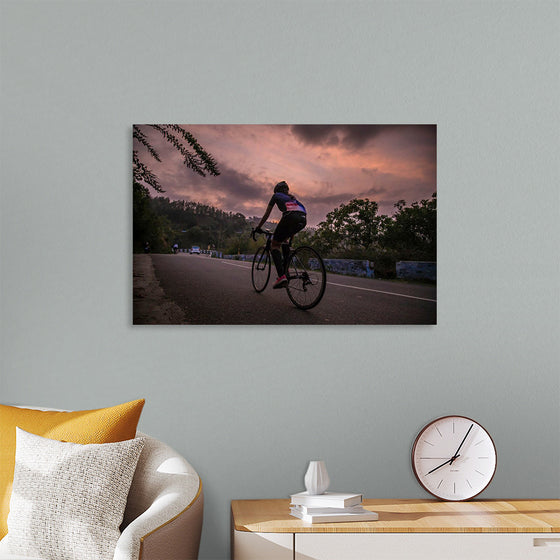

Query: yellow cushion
0;398;145;539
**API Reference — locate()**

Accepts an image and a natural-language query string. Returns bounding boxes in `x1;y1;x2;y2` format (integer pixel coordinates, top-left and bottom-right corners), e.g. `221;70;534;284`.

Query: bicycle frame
255;230;288;250
251;228;326;309
253;229;291;269
254;247;270;271
286;256;311;287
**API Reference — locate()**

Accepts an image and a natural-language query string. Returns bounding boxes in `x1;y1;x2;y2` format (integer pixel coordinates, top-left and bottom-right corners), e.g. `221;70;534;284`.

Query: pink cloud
133;124;436;227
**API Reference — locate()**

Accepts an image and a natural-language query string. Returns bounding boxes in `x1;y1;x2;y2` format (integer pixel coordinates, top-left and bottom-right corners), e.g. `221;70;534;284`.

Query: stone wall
216;255;437;282
321;259;375;278
396;261;437;281
218;253;376;279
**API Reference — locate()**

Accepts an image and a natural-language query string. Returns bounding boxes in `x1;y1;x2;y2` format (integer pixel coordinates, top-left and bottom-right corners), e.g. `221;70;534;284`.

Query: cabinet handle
533;538;560;547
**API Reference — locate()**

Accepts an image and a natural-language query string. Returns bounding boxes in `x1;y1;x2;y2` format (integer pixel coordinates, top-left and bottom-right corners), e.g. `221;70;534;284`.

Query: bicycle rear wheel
252;246;271;292
286;246;326;309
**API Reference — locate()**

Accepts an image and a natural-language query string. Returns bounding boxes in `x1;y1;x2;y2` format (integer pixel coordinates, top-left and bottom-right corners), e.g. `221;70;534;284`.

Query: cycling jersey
270;192;306;215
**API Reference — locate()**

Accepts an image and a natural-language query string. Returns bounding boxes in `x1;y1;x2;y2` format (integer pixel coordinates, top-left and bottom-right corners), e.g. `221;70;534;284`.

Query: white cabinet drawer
233;531;293;560
296;533;560;560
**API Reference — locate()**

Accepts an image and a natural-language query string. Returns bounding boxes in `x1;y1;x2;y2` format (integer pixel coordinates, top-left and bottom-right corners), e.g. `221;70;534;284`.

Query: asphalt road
147;253;437;325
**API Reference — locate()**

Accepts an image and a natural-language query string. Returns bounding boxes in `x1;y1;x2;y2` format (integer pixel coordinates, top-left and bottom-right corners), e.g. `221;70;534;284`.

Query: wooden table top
231;499;560;533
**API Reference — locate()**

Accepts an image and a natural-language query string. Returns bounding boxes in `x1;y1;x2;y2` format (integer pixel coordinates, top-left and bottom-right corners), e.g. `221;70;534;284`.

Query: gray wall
1;1;558;559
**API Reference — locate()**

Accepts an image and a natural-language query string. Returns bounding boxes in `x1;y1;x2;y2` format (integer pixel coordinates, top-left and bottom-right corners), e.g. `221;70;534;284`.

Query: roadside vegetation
134;193;436;279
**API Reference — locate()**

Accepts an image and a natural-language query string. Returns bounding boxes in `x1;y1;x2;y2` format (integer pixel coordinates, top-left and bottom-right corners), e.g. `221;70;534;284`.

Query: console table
231;498;560;559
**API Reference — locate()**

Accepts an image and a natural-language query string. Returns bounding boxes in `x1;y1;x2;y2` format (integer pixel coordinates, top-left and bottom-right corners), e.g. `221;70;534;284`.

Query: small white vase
304;460;330;495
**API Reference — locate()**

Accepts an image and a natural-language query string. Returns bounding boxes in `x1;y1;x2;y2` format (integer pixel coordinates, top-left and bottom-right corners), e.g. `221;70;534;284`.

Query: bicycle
250;229;327;310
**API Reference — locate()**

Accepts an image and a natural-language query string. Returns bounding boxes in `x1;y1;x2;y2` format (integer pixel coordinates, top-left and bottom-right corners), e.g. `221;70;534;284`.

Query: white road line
219;260;436;302
220;261;252;269
327;282;437;302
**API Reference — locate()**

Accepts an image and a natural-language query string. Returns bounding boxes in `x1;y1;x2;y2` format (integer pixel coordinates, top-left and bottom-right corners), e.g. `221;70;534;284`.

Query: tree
133;186;173;253
314;198;385;255
310;194;436;278
133;124;220;192
132;125;220;252
382;193;436;261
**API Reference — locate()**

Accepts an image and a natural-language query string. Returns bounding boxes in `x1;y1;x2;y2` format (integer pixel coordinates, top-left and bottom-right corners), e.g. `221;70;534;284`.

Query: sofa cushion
2;428;144;560
0;399;144;538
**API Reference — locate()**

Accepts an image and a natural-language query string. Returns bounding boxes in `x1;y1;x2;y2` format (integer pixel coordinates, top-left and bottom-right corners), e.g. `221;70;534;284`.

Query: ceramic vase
304;460;330;495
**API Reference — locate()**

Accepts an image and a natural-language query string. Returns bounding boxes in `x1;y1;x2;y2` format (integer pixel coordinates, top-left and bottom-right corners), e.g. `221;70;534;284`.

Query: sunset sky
133;124;436;228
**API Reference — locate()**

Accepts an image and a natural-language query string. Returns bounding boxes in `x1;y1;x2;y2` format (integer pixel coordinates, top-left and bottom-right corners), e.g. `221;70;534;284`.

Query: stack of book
289;491;378;524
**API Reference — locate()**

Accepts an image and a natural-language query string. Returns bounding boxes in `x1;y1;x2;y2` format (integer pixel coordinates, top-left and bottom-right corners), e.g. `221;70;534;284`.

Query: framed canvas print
133;124;436;325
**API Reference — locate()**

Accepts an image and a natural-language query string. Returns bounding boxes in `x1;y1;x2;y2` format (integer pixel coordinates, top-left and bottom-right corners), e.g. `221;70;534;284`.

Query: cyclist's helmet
274;181;289;194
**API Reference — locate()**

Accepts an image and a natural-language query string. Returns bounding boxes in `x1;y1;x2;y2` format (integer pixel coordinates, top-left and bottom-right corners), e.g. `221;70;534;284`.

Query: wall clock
411;415;497;501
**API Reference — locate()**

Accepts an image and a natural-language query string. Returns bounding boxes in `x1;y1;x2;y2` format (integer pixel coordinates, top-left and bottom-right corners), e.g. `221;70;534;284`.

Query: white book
290;491;363;508
290;506;378;524
292;504;366;514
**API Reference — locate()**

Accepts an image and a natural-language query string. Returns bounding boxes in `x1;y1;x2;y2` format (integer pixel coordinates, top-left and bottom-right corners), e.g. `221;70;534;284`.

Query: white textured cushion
0;554;43;559
2;428;144;560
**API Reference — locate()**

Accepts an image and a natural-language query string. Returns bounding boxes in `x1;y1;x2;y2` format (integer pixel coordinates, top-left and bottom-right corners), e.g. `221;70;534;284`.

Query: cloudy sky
133;124;436;227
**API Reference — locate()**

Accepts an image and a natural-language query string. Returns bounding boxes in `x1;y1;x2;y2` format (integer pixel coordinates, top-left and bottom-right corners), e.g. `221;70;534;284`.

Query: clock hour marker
466;479;472;489
423;440;435;446
476;470;485;476
478;457;489;459
437;479;443;489
474;440;485;446
436;427;443;438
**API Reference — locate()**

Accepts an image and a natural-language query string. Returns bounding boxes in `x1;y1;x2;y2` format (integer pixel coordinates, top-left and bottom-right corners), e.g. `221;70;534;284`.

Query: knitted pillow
3;428;144;560
0;398;145;538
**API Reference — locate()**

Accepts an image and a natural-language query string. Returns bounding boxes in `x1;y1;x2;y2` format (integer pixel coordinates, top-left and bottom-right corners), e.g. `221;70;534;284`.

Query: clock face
412;416;497;501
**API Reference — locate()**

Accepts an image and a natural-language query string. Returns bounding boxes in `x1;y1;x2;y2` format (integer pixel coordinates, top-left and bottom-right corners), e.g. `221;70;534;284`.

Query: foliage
133;193;437;272
133;124;220;192
311;194;437;277
145;197;256;254
133;184;174;253
313;198;387;255
132;125;220;252
382;193;437;261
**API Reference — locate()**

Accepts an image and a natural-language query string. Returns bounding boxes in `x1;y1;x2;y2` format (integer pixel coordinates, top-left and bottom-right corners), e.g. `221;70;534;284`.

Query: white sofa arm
114;433;203;560
114;487;203;560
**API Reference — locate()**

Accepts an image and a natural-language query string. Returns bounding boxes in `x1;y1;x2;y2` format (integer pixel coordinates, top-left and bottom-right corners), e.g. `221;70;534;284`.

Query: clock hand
426;455;460;475
426;424;473;474
450;423;473;464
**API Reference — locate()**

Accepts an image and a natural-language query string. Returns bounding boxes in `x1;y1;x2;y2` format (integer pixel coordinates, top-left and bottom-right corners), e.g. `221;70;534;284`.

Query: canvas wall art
133;124;436;325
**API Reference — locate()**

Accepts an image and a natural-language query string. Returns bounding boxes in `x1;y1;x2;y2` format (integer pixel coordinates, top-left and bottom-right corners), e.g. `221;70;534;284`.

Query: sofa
0;403;203;560
114;432;203;560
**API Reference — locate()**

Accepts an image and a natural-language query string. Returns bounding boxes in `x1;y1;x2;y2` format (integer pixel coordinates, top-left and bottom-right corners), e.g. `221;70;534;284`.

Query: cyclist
254;181;307;289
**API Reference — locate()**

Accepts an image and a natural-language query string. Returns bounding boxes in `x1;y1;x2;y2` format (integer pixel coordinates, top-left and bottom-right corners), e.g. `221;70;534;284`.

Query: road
141;253;437;325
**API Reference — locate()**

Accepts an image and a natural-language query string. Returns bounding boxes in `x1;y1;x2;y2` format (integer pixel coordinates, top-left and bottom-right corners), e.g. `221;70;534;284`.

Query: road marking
220;261;252;269
327;281;437;302
218;260;436;302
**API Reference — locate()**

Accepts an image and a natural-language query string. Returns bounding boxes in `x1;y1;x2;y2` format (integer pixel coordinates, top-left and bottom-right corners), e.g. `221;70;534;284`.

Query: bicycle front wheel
252;246;271;292
286;246;326;309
